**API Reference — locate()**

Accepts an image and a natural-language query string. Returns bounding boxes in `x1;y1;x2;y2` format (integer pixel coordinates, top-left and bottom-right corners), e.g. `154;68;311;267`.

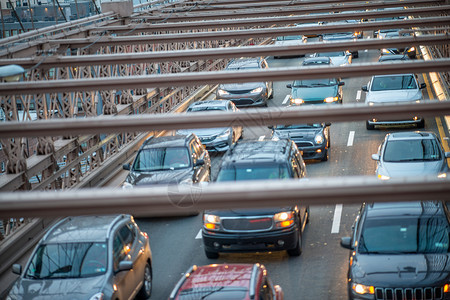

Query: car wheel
205;249;219;259
366;121;375;130
287;228;302;256
321;148;328;161
305;207;310;224
137;262;152;299
417;119;425;128
327;132;331;148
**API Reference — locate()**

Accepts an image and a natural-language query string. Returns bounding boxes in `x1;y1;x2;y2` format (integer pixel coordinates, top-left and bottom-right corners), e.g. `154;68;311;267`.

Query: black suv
216;57;273;107
341;201;450;300
202;139;309;258
123;134;211;187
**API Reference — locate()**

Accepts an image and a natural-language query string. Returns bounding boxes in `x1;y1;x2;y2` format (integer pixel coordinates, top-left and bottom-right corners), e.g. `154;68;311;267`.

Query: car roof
179;264;254;291
42;215;129;243
187;100;230;109
227;58;262;69
141;135;192;149
385;131;437;141
365;202;444;218
378;54;410;62
221;140;291;165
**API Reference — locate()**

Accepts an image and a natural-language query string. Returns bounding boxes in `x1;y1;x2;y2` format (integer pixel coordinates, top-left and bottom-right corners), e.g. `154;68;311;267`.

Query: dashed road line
347;131;355;147
258;135;265;141
356;90;361;102
195;229;202;239
282;94;290;105
331;204;343;234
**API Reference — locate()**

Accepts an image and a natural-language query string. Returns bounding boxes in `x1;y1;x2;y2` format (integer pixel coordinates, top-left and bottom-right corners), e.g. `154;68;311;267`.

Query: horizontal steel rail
0;59;449;95
1;100;450;138
2;34;448;68
0;176;449;217
48;17;450;48
111;6;450;33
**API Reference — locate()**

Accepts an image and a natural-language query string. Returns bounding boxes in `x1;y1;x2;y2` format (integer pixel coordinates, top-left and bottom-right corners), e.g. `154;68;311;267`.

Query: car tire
137;262;152;299
321;148;328;161
205;249;219;259
327;132;331;148
287;228;302;256
366;121;375;130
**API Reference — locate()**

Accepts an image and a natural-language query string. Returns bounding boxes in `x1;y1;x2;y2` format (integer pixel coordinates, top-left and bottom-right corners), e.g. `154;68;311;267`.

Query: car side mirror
12;264;22;275
325;122;331;127
123;163;131;171
340;237;353;249
338;82;345;86
267;125;274;129
118;261;133;272
195;159;205;167
371;154;380;161
420;83;426;89
361;85;368;92
286;84;292;89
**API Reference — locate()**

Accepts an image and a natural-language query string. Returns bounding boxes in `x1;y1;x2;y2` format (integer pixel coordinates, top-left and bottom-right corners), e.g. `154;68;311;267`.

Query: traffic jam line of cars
6;18;450;300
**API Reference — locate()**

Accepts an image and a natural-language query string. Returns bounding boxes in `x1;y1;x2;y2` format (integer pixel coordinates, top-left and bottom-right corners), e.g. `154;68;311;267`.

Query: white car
362;74;426;130
312;51;352;66
273;35;306;58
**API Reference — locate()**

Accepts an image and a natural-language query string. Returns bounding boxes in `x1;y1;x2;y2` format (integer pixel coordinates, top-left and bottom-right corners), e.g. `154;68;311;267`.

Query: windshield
371;75;417;91
217;164;290;181
316;51;345;57
188;107;227;112
133;147;191;171
292;78;337;87
276;35;302;41
177;287;248;299
25;242;107;279
383;139;442;162
275;124;322;129
358;217;449;254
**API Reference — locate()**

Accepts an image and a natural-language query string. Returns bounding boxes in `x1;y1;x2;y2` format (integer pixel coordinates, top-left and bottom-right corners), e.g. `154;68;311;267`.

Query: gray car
372;131;450;180
7;215;153;300
176;100;243;152
363;73;426;130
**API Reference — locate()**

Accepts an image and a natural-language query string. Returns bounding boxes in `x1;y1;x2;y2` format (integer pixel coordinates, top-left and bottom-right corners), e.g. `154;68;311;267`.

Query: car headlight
377;174;390;180
122;182;134;189
272;136;280;141
438;172;447;178
274;212;294;228
217;89;229;96
352;283;374;295
368;102;375;106
407;47;415;52
381;48;390;54
180;177;193;185
324;96;338;103
250;87;263;94
203;214;220;230
89;293;104;300
217;129;231;139
314;134;324;144
290;98;304;105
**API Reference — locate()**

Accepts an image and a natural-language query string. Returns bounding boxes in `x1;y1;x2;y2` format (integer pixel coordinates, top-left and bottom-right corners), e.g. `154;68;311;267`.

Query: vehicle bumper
297;145;327;160
348;288;450;300
217;94;268;107
202;226;299;253
199;136;231;152
367;117;423;127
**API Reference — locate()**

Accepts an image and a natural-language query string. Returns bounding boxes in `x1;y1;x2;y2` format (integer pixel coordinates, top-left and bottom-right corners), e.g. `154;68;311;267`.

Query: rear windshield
217;164;290;181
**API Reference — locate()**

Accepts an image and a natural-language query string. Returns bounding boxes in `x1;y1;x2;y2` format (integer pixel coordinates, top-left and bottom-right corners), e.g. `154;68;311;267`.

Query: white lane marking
331;204;343;234
347;131;355;147
282;94;290;105
258;135;265;141
195;229;202;239
356;90;361;102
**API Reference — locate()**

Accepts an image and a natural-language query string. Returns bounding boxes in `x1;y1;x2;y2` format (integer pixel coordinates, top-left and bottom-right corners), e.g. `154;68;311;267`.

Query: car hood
8;276;107;299
365;89;422;103
127;168;193;185
273;127;321;140
378;161;446;177
292;85;338;101
219;82;264;91
177;127;229;137
329;56;349;66
351;253;450;287
323;33;355;41
206;207;294;216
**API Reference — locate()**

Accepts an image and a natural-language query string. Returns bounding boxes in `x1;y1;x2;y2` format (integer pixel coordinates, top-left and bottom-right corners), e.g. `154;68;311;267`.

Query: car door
112;227;136;299
261;60;273;96
190;139;210;182
230;101;242;141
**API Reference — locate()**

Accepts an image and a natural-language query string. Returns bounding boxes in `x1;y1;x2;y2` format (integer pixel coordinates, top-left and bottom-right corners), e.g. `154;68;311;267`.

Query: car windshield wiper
292;84;311;88
396;158;426;162
201;287;225;299
41;265;72;279
310;83;332;86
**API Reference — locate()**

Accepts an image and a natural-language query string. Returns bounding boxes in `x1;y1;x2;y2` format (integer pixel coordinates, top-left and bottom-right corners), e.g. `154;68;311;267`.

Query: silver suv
7;215;152;300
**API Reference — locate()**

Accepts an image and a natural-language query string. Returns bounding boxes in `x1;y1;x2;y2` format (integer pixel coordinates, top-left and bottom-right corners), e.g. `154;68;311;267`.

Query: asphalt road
133;45;447;299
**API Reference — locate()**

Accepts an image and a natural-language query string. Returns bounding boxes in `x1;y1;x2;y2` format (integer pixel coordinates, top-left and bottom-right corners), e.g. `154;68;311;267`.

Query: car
7;214;153;300
378;54;411;62
176;100;243;152
378;29;416;59
216;57;273;107
286;77;344;105
302;56;332;66
273;35;306;58
320;21;362;58
371;131;450;180
271;122;331;161
202;139;309;258
362;73;426;130
312;50;352;66
168;263;284;300
122;134;211;187
340;201;450;300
